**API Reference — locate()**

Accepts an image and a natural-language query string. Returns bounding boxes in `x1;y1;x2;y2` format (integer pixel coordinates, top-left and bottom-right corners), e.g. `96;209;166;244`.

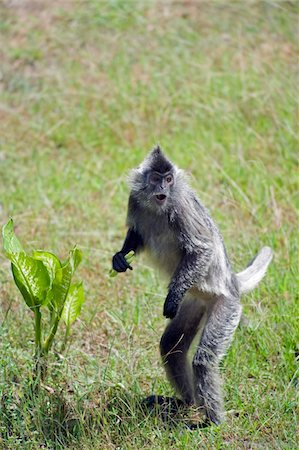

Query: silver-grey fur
113;146;273;425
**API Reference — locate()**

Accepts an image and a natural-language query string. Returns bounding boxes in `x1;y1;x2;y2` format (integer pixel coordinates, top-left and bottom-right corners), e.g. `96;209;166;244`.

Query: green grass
0;1;298;448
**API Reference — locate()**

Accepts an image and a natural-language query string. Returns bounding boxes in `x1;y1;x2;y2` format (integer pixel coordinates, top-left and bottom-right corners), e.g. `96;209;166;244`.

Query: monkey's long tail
236;246;273;294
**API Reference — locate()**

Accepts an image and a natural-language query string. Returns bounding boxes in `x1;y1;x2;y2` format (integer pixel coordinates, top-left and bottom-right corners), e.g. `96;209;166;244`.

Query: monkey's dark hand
112;252;133;273
163;291;180;319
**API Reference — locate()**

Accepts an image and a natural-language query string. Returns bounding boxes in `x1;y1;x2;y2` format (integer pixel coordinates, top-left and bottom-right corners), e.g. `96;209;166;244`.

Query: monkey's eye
165;175;173;184
149;174;161;184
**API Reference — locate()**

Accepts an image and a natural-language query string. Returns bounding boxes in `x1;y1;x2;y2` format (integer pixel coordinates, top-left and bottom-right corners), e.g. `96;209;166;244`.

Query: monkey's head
130;146;180;212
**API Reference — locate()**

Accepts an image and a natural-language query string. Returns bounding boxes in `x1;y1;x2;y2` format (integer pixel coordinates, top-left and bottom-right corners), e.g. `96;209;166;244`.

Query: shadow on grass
0;381;206;447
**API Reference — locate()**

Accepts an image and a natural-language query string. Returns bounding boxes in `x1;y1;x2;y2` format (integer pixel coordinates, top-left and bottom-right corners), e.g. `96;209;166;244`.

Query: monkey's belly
145;235;182;277
188;287;215;302
146;248;181;277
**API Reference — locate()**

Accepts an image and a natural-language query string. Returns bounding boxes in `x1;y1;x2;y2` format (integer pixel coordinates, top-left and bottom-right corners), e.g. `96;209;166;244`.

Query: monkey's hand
163;291;180;319
112;251;133;273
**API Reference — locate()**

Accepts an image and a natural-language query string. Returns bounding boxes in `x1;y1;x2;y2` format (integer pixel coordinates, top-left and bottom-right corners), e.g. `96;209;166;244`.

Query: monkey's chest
144;227;182;277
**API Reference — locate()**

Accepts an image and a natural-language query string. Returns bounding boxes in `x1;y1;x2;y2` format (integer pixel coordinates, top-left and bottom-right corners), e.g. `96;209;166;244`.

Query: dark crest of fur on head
146;146;173;174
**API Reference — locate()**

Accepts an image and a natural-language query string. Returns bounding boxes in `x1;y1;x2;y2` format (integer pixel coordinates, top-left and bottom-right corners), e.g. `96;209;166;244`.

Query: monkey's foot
183;405;211;429
142;395;186;423
142;396;211;429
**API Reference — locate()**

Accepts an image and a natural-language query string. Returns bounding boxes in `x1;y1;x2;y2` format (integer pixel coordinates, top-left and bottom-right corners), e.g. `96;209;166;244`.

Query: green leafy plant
2;219;85;380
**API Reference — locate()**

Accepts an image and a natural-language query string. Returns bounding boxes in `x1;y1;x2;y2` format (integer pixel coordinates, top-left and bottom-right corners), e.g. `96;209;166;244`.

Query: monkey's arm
112;228;143;273
163;246;213;319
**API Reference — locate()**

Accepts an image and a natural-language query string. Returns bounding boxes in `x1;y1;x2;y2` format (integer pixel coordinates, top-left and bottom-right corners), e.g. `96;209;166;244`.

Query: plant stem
34;307;42;357
33;307;48;383
49;306;56;327
43;313;61;355
60;324;71;354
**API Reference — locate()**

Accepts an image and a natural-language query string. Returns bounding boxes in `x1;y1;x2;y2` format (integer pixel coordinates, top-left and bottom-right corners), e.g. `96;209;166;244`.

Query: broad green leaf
2;220;50;310
33;251;61;284
68;246;82;273
61;282;85;327
2;219;23;255
11;254;50;309
49;247;82;312
50;264;72;311
33;251;62;309
43;252;83;354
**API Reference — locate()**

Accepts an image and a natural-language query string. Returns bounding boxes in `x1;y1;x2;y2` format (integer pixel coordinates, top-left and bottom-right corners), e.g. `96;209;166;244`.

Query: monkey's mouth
155;194;167;204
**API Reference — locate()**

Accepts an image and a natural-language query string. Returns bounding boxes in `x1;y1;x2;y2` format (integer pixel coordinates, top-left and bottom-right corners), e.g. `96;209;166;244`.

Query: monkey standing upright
111;146;272;425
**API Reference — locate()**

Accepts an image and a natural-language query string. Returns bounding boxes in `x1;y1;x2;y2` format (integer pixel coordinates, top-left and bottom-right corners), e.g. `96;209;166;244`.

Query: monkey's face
146;170;174;208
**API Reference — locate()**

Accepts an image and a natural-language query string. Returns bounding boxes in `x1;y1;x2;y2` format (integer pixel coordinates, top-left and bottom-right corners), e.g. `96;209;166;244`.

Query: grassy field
0;1;298;449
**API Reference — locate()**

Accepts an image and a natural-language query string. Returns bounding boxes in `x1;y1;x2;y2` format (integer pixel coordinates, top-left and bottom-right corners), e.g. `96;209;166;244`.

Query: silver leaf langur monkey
112;146;272;426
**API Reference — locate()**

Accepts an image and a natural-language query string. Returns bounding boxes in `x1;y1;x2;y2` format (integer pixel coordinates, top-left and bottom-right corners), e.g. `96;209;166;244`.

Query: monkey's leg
160;297;205;405
192;295;242;425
